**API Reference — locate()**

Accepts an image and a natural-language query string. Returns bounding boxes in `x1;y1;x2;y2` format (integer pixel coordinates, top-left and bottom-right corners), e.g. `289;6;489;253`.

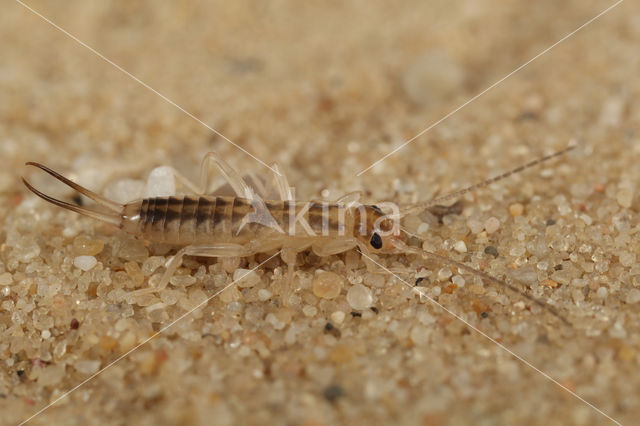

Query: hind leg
129;238;287;296
149;152;255;198
199;152;255;198
334;191;362;206
128;243;253;297
269;162;293;200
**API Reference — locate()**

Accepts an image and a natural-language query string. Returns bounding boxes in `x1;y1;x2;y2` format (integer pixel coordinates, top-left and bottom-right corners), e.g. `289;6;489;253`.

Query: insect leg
143;155;253;197
269;162;293;200
334;191;363;205
245;171;269;198
311;238;358;256
131;239;288;296
281;248;297;288
130;243;252;296
199;152;254;198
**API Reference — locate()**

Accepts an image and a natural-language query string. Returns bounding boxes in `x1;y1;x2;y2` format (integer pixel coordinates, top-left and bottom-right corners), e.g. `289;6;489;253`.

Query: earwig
22;146;574;323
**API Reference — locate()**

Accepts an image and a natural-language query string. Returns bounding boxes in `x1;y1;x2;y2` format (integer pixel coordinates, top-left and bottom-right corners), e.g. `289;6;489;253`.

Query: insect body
22;155;402;285
22;147;574;322
22;164;395;249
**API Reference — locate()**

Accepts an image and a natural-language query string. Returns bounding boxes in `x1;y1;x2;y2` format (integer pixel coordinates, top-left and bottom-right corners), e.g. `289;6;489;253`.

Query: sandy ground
1;1;639;425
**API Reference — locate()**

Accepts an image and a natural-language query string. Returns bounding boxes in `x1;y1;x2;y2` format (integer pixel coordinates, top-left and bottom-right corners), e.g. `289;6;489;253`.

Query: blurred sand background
1;1;639;425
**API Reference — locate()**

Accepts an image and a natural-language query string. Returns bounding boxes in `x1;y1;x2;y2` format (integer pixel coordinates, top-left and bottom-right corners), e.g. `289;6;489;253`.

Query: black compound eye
370;232;382;249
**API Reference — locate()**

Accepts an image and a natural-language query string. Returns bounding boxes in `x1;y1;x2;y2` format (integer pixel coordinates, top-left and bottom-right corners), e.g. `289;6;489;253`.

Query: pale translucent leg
335;191;363;206
270;163;293;200
199;152;254;198
129;238;289;296
311;238;358;257
245;171;269;198
352;241;380;272
128;243;251;296
314;237;407;276
258;165;297;288
281;248;297;290
198;153;285;235
204;171;268;198
353;241;408;275
153;152;254;198
153;153;293;201
301;190;361;209
157;167;201;194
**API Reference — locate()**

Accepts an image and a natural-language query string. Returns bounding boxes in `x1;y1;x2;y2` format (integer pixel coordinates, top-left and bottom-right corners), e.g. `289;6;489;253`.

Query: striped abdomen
127;196;350;245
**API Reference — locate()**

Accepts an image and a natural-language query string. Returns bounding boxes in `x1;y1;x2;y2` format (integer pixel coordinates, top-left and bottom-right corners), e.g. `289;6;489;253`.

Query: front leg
353;240;383;273
311;238;358;257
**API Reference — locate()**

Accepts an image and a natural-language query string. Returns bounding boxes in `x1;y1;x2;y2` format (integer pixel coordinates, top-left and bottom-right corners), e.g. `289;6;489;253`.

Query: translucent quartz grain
579;214;593;226
484;217;500;234
73;255;97;271
454;240;467;253
437;268;452;281
509;244;526;257
312;271;343;299
221;256;241;273
626;289;640;304
0;272;12;285
233;269;261;288
363;272;385;288
169;275;197;287
330;311;346;324
36;364;65;387
257;289;272;301
616;186;633;208
219;286;241;303
511;266;537;285
142;256;165;276
266;313;286;330
302;305;318;317
160;290;181;305
116;238;149;262
72;236;104;256
189;288;208;305
417;222;430;235
346;284;373;310
75;360;101;374
509;203;524;217
144;166;176;197
124;261;144;286
467;218;484;234
451;275;466;287
596;287;608;299
618;251;636;267
12;237;40;263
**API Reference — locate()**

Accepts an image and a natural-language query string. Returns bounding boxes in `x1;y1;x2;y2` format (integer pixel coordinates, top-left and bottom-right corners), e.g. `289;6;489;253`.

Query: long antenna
400;144;576;216
393;240;569;325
